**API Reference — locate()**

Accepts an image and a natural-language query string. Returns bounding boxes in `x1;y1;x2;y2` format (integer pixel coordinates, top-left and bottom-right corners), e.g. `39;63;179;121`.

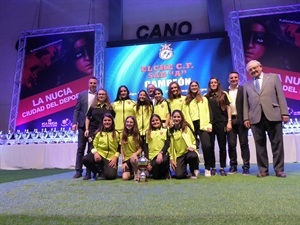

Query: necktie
254;78;260;92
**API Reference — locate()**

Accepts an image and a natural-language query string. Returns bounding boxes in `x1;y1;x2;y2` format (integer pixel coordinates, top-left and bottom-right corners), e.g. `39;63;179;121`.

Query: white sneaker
194;169;199;177
205;169;211;177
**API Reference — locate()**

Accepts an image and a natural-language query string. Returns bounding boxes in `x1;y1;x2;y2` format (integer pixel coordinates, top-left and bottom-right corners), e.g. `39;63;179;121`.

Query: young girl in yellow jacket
153;88;171;128
134;90;153;158
145;114;170;179
183;81;213;177
169;110;199;179
82;113;120;180
112;85;136;132
120;116;142;181
167;81;186;115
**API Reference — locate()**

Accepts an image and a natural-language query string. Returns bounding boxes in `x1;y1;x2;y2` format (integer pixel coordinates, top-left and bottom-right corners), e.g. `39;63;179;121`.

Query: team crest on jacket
159;44;173;60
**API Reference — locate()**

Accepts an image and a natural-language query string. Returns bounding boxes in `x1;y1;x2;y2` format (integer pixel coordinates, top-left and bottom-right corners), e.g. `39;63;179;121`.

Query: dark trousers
149;153;170;179
87;128;97;152
251;113;284;173
82;153;118;180
210;122;227;168
75;126;89;174
199;130;213;170
141;135;148;159
193;120;200;148
227;118;250;169
175;151;199;179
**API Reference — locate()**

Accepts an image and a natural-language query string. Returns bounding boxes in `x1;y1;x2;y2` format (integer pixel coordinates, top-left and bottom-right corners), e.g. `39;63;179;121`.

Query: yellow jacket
170;127;197;161
112;100;136;132
91;131;120;160
182;96;212;131
146;128;170;160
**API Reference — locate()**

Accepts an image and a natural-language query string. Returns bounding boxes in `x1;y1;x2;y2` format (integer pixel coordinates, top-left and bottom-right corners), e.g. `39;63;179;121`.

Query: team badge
159;44;173;60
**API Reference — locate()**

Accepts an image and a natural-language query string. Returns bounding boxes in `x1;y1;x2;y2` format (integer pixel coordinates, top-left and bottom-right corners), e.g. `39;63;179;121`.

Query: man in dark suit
243;60;289;178
227;72;250;175
72;77;98;179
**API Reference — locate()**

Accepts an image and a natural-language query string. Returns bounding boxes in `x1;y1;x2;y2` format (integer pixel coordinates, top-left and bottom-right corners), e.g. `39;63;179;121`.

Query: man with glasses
243;60;289;178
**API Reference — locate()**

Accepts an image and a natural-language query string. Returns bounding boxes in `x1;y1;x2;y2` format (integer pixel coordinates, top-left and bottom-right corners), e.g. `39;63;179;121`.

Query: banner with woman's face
11;24;104;131
230;5;300;118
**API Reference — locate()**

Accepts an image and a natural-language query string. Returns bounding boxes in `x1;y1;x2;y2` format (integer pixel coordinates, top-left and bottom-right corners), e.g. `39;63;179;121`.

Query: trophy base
138;177;147;182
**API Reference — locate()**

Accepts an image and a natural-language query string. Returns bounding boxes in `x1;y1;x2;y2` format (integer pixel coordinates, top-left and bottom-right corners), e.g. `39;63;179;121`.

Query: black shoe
83;173;91;180
220;169;227;176
73;172;82;179
228;167;237;175
211;168;217;176
164;170;171;180
242;168;250;175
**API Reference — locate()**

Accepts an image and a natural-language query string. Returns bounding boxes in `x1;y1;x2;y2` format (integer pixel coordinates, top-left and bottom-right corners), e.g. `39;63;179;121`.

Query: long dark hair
114;85;131;101
136;90;153;115
146;114;163;140
95;113;117;139
170;109;193;133
206;77;227;111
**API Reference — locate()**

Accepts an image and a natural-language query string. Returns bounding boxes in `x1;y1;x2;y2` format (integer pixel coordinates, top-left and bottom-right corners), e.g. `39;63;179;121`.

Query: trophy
137;151;149;182
14;130;22;145
5;130;13;145
31;129;39;144
48;128;57;144
22;129;31;144
57;128;66;143
39;129;48;144
66;128;75;143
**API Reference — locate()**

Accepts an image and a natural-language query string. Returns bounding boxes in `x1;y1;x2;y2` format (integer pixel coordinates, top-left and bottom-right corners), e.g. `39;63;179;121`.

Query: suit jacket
243;72;289;124
228;85;244;124
72;90;89;128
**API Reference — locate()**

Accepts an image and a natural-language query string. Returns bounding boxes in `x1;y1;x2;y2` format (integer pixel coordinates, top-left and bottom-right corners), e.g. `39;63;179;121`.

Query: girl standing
112;85;136;132
85;88;115;152
167;81;186;115
183;81;213;177
134;90;153;158
153;88;170;128
205;77;232;176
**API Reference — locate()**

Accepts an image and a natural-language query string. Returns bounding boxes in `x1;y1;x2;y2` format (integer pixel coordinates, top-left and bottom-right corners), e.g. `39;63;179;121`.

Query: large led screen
104;36;233;101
